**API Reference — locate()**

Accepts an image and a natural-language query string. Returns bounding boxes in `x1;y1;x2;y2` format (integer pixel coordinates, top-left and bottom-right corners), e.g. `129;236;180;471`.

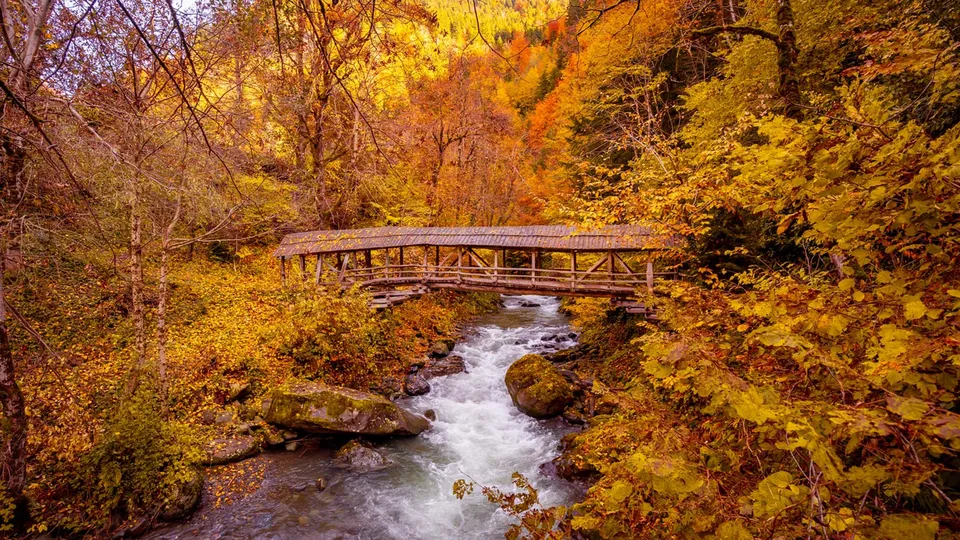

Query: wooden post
315;254;323;285
570;251;577;291
365;250;372;269
608;251;615;290
531;250;538;284
298;254;307;280
457;246;463;283
280;256;287;285
338;253;350;285
385;248;391;279
399;246;404;266
493;250;499;283
646;260;654;294
422;246;429;282
435;246;440;266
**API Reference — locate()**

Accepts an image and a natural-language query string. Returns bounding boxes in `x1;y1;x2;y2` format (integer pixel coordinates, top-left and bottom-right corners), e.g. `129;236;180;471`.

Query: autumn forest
2;0;960;537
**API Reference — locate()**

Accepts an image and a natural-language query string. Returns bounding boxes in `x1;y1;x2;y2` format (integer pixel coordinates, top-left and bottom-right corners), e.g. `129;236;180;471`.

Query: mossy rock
159;466;204;521
266;382;430;436
505;354;575;418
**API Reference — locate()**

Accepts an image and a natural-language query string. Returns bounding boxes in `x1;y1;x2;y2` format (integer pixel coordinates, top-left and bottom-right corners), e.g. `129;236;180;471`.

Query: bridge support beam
647;261;654;294
607;251;616;291
531;250;538;284
570;251;577;291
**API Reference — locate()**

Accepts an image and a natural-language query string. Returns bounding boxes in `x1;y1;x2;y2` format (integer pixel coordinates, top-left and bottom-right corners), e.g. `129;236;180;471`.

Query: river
149;294;579;539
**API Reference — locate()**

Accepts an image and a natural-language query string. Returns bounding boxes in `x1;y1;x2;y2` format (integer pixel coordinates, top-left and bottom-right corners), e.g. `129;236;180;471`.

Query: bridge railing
316;262;676;295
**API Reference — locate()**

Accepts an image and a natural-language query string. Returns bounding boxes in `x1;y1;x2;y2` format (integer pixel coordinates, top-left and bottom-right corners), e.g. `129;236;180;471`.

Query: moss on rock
504;354;575;418
158;466;204;521
265;382;430;436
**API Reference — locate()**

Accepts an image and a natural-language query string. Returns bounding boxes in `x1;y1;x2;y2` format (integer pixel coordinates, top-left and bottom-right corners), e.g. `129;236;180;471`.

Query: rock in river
504;354;575;418
334;440;392;472
266;382;430;436
428;340;452;358
405;373;431;396
205;435;261;466
423;355;466;378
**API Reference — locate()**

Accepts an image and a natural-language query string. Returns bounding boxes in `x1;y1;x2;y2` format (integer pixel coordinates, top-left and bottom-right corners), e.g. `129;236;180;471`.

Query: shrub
75;388;200;530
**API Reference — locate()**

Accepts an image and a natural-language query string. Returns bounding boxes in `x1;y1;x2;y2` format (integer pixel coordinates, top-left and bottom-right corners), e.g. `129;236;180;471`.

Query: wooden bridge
274;226;676;312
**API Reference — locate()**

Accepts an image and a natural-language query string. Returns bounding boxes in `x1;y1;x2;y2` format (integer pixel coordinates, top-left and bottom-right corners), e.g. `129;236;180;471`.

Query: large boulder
266;382;430;436
504;354;575;418
333;440;391;472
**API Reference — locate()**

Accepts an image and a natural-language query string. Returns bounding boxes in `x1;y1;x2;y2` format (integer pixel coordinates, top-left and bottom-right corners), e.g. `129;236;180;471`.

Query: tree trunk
157;245;170;401
157;198;181;404
691;0;801;119
775;0;801;119
125;174;147;396
0;241;27;529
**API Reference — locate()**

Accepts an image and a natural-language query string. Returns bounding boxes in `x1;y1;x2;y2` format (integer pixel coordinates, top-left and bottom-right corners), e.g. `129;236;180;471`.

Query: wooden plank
299;254;307;280
315;254;323;284
280;256;287;285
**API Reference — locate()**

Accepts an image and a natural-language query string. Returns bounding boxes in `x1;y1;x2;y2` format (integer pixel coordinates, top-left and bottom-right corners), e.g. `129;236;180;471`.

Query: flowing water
150;295;579;539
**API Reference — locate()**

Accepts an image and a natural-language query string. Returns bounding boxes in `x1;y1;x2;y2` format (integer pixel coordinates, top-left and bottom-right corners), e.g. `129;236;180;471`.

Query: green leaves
731;387;779;425
886;396;931;421
748;471;809;519
878;514;939;540
606;481;634;506
903;296;928;321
